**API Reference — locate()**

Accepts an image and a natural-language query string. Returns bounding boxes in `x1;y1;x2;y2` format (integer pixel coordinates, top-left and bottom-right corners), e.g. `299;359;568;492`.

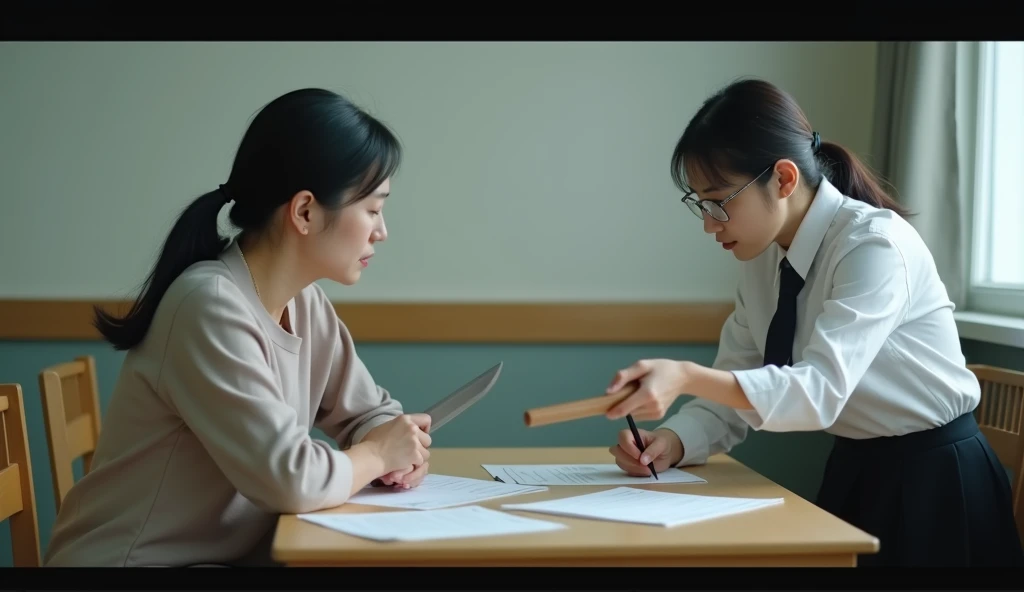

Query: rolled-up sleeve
732;230;910;432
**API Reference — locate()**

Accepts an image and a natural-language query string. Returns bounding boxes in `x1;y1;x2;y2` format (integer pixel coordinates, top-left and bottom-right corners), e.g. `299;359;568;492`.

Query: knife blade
424;361;503;433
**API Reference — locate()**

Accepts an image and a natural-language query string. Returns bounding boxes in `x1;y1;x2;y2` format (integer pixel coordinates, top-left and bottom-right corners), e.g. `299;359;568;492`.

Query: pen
626;414;658;480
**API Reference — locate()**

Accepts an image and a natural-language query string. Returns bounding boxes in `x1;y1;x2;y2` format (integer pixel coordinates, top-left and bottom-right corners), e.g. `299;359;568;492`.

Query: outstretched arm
608;287;762;466
650;230;911;434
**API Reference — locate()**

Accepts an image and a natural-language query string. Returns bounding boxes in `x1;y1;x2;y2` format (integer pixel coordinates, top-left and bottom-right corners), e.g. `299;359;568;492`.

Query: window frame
966;40;1024;320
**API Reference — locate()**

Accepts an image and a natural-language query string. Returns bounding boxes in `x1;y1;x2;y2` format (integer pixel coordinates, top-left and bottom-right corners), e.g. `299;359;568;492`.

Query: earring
302;228;309;235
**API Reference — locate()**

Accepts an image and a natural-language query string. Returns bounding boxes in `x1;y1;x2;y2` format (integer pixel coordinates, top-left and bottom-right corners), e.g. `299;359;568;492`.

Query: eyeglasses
680;164;774;222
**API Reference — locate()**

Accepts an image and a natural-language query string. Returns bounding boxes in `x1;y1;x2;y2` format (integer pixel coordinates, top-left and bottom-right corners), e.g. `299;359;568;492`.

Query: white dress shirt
659;177;980;467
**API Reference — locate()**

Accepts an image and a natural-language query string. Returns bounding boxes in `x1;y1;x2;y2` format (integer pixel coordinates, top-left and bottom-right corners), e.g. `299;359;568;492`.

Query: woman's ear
774;160;800;199
288;190;315;235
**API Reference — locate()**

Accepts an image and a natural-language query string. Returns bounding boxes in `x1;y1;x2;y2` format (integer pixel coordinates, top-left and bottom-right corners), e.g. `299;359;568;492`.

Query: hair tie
218;183;233;204
811;131;821;154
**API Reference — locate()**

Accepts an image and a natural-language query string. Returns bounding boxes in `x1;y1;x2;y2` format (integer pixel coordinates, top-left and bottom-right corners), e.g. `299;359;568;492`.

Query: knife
424;361;503;433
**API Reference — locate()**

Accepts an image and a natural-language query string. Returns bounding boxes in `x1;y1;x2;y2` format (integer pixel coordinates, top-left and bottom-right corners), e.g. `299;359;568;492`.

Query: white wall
0;41;877;302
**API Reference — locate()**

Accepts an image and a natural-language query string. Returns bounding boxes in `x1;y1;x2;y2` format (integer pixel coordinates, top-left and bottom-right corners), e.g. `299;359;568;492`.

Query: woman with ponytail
602;78;1022;567
45;89;432;567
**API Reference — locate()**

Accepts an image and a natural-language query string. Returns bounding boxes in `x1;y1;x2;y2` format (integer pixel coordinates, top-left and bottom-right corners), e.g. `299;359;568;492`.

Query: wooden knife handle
524;382;640;427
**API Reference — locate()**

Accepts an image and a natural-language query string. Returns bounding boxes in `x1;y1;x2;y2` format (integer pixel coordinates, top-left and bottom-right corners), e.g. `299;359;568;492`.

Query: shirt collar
777;176;844;280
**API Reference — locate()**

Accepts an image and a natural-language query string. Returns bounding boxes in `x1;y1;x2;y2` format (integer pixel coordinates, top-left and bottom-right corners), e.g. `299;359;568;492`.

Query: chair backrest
38;355;102;513
0;384;42;567
969;364;1024;541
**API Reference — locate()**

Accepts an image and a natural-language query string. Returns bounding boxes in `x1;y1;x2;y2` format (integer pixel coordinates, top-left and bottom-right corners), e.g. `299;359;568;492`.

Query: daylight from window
984;41;1024;287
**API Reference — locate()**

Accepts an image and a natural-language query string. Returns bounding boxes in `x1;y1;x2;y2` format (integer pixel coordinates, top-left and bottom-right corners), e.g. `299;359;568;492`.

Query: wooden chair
38;355;102;513
969;363;1024;543
0;384;42;567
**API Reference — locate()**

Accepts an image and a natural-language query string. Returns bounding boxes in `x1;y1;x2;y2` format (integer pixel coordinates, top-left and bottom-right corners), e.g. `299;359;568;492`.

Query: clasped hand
362;413;432;489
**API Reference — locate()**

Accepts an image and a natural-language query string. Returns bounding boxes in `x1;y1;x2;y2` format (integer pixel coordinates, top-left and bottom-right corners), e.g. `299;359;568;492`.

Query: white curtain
871;41;977;309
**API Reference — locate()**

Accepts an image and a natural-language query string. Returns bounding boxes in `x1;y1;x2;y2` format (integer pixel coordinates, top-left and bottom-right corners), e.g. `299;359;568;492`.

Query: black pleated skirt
816;412;1024;567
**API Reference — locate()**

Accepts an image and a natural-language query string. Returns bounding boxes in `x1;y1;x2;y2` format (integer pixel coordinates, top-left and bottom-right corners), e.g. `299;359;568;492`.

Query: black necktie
764;257;805;367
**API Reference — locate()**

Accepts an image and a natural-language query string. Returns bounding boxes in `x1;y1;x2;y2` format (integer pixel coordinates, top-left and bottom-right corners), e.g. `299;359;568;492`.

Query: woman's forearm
680;361;755;411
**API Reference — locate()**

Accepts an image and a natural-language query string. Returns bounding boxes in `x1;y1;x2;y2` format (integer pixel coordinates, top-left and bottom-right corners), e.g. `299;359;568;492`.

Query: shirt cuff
657;412;710;467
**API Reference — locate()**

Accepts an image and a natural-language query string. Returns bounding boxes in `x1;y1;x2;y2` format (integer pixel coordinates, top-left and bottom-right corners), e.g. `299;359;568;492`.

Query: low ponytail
95;87;403;350
94;188;230;350
816;140;911;218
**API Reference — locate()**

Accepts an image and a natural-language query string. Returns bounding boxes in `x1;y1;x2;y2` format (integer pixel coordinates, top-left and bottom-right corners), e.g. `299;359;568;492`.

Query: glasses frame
680;163;775;222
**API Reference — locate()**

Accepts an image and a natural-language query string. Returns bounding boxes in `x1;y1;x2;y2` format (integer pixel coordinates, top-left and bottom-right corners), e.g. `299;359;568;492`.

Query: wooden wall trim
0;300;733;344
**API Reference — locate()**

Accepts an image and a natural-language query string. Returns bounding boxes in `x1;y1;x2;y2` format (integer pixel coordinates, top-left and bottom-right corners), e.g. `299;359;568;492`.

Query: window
968;41;1024;318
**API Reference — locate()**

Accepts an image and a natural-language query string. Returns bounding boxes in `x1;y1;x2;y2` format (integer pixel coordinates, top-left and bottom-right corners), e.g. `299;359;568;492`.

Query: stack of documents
501;486;783;527
299;505;566;542
482;463;706;486
347;473;547;510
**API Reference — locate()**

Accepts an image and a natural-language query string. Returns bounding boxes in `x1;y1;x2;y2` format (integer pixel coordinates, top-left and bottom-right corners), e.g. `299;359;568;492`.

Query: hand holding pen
609;424;686;479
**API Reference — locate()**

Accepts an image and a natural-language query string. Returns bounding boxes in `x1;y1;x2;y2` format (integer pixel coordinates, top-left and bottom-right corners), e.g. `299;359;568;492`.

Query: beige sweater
43;242;404;567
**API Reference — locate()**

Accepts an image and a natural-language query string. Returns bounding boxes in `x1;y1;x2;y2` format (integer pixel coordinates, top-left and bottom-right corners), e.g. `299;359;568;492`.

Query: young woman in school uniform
44;89;432;567
604;78;1024;567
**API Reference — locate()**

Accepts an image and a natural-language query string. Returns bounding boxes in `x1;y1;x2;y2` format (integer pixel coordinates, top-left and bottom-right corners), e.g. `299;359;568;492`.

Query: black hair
671;77;908;216
95;88;402;350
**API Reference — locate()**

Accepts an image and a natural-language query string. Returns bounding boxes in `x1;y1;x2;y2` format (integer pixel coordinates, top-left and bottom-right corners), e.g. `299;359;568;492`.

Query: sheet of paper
481;463;707;486
501;486;783;527
298;505;566;542
347;473;547;510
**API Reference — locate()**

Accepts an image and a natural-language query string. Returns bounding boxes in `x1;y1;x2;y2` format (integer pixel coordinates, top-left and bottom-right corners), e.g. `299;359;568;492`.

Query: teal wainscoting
962;339;1024;372
0;340;837;566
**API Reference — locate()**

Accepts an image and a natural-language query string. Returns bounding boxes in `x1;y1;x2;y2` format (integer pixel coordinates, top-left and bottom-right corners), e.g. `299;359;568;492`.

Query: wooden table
272;447;879;567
